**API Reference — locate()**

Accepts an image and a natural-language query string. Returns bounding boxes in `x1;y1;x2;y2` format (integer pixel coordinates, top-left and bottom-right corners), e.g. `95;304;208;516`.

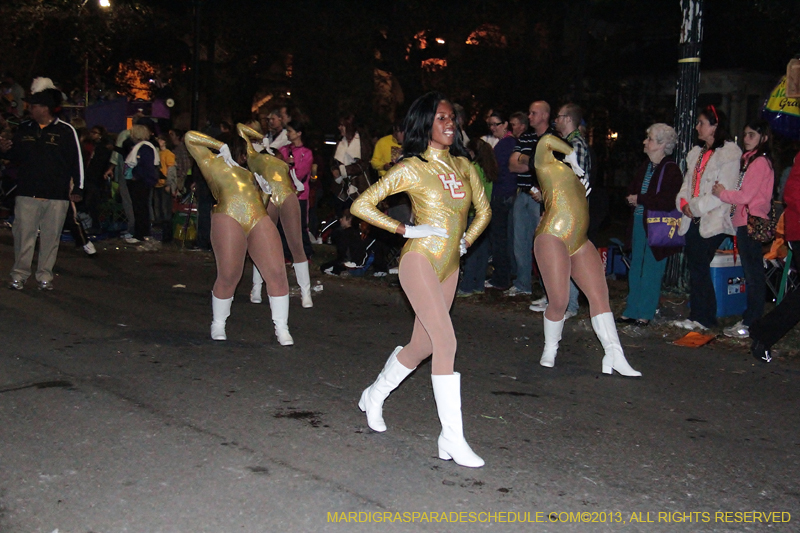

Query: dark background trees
2;0;798;147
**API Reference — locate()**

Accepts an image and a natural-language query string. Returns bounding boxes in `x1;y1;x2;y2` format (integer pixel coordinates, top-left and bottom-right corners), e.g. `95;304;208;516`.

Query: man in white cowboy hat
0;77;84;291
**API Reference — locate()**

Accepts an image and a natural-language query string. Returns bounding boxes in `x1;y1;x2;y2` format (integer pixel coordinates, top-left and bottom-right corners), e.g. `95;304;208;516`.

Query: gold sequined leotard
185;131;267;236
351;146;491;282
237;123;295;207
534;134;589;256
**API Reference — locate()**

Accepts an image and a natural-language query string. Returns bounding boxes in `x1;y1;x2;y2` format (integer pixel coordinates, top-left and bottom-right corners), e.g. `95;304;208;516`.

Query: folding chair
764;245;798;304
606;237;631;278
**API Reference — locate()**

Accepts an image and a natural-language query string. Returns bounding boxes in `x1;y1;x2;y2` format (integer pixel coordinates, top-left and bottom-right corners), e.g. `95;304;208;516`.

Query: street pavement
1;232;798;533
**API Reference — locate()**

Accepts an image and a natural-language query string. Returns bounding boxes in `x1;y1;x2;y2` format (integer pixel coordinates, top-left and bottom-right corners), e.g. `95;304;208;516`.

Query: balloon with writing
762;76;800;140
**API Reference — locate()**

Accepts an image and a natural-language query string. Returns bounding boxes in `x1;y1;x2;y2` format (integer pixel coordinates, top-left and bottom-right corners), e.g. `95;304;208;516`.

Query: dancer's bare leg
534;234;572;322
247;217;289;297
279;194;307;264
396;252;459;375
210;214;247;299
248;216;293;344
569;241;611;317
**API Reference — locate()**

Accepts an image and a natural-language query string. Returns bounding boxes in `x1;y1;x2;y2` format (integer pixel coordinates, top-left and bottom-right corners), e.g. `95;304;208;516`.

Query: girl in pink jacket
712;119;774;338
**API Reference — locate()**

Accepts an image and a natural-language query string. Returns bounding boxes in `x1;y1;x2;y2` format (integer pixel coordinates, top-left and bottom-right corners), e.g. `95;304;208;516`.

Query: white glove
290;169;305;192
253;172;272;195
460;233;468;256
564;151;585;177
347;184;358;196
403;224;448;239
579;177;592;197
339;165;348;180
216;144;236;167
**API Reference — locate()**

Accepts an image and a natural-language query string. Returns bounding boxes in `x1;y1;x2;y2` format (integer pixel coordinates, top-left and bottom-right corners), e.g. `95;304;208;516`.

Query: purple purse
645;162;685;248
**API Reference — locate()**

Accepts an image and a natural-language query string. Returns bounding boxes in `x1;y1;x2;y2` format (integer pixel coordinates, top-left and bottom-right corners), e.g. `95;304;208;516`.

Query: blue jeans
568;279;579;314
736;226;766;326
622;214;667;320
512;192;540;293
489;195;514;288
459;215;490;293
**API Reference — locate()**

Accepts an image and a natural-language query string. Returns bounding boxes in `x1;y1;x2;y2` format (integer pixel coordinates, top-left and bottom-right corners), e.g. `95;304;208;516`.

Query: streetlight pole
664;0;704;292
674;0;704;172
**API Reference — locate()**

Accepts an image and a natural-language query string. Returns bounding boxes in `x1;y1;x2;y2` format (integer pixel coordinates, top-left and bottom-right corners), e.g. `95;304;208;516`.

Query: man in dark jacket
0;80;83;290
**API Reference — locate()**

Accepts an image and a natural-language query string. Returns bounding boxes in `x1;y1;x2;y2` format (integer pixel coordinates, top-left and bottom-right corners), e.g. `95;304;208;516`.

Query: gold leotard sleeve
352;146;490;281
237;123;295;207
463;160;491;246
185;130;267;235
533;134;589;255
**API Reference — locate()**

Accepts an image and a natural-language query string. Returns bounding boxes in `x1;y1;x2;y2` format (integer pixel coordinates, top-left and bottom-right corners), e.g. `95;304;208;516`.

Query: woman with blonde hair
125;124;159;246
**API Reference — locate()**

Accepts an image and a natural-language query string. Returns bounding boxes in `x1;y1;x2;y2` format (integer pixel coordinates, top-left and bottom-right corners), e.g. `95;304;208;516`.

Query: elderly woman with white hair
618;123;683;326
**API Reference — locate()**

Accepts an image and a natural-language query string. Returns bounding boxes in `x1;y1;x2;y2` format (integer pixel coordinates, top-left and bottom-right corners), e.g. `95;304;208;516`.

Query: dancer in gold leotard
237;124;313;309
185;131;294;345
533;135;640;376
352;92;491;468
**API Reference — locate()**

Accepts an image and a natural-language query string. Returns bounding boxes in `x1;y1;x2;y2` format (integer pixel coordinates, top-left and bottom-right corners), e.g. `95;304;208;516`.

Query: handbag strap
653;160;675;194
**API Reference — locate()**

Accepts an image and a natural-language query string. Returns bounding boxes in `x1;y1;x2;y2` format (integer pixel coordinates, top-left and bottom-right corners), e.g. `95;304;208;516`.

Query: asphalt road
1;232;798;533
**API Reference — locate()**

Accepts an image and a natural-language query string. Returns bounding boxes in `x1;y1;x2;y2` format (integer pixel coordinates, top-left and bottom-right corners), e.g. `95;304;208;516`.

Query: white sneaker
83;242;97;255
723;321;749;338
564;309;577;319
503;286;531;297
530;295;548;306
373;271;387;277
672;318;708;331
125;237;141;244
529;301;548;312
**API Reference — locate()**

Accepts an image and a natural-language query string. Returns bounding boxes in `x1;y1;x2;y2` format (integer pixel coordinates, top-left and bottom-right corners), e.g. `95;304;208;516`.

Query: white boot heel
293;261;313;308
359;346;413;432
432;373;484;468
591;312;642;377
540;314;565;368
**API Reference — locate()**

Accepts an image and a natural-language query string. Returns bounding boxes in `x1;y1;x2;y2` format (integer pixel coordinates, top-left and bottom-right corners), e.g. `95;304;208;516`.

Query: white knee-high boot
211;294;233;341
250;267;263;304
591;312;642;377
540;315;565;368
432;373;484;468
358;346;414;432
268;295;294;346
293;261;313;308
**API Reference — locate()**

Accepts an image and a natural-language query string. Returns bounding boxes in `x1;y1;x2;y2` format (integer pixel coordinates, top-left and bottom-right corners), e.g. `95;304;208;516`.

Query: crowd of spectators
1;72;799;358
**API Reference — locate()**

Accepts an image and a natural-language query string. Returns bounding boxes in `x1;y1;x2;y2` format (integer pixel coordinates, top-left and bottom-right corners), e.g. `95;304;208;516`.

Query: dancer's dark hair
401;92;469;162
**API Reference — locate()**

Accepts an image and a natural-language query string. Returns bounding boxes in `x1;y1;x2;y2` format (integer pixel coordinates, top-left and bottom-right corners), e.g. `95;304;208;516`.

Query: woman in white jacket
673;105;742;330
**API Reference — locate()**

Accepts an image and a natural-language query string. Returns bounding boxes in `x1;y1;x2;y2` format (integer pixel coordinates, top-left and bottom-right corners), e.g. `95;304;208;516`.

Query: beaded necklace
730;151;766;217
690;146;712;198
